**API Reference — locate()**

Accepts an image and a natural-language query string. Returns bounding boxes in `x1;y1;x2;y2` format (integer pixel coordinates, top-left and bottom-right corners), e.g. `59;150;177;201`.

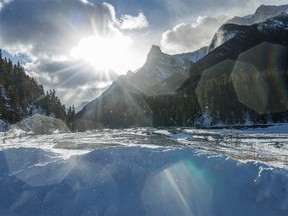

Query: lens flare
71;34;132;72
231;61;268;114
232;42;288;114
142;160;213;216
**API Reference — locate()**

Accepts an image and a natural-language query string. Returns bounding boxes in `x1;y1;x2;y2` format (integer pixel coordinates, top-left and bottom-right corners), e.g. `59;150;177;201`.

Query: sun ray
70;34;132;72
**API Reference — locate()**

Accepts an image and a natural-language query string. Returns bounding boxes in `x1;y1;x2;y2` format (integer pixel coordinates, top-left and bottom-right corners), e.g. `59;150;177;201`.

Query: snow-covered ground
0;124;288;215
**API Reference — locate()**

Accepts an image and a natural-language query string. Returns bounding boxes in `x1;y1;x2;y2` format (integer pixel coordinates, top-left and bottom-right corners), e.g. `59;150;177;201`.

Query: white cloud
162;0;262;19
79;0;89;3
160;16;229;54
0;0;12;10
102;2;118;26
119;12;149;30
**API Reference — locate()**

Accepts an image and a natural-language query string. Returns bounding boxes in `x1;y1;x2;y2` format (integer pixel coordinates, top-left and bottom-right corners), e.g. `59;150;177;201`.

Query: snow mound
14;114;70;135
0;146;288;215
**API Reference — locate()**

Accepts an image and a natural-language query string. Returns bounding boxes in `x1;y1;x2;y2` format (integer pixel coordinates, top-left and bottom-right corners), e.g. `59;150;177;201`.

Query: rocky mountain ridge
208;4;288;52
125;45;207;95
228;4;288;26
76;4;288;130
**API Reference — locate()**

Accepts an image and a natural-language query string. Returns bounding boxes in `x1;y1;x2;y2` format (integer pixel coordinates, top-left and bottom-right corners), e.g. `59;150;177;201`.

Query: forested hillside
0;50;75;129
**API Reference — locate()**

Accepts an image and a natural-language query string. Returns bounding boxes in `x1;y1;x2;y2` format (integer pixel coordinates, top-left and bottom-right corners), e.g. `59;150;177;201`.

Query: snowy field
0;124;288;215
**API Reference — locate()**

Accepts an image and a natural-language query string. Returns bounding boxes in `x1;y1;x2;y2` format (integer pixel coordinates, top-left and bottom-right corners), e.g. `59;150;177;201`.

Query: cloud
0;0;12;11
0;0;145;106
162;0;262;19
0;0;118;58
58;84;110;110
36;60;117;88
23;58;118;106
119;12;149;30
160;16;229;54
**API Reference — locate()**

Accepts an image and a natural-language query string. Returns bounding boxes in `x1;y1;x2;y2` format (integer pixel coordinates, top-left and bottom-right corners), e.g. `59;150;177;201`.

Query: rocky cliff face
126;45;207;95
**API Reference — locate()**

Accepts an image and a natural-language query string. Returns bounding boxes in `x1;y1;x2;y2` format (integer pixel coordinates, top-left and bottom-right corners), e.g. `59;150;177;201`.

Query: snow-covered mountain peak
148;45;162;55
140;45;207;84
140;45;181;84
145;45;166;64
227;4;288;26
255;4;288;17
209;4;288;52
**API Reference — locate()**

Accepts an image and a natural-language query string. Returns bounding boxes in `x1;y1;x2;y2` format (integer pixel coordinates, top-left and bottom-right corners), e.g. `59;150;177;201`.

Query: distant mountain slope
76;80;152;129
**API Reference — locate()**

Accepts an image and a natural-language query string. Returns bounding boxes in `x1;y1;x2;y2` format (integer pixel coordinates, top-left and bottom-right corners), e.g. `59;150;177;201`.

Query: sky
0;0;288;107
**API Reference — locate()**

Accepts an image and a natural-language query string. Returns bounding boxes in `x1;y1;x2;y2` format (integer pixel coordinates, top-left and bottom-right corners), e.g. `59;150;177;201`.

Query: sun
71;34;132;72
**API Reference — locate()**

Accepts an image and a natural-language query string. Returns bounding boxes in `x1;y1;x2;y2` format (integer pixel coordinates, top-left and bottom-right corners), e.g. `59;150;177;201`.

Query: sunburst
71;34;132;72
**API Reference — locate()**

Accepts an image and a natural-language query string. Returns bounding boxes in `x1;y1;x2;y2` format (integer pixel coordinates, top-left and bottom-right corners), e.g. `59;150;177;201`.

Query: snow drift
0;146;288;216
14;114;70;134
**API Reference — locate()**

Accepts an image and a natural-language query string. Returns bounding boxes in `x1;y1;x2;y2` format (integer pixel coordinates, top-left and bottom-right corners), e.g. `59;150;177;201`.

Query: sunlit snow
0;124;288;215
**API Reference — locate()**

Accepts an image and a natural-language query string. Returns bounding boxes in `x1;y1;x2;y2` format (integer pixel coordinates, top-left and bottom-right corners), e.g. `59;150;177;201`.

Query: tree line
0;49;76;131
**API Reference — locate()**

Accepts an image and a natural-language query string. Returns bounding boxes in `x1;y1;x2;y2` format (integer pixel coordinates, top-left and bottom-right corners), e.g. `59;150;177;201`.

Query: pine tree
0;49;70;125
67;105;76;132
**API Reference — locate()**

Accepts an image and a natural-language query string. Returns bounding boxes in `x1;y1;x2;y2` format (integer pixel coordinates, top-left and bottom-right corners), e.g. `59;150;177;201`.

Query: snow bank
14;114;70;135
0;146;288;216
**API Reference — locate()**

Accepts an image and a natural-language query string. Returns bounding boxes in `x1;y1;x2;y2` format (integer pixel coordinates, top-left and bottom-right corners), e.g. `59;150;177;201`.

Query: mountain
168;11;288;126
124;45;207;95
76;46;207;130
76;5;288;130
75;101;90;113
208;4;288;52
228;4;288;26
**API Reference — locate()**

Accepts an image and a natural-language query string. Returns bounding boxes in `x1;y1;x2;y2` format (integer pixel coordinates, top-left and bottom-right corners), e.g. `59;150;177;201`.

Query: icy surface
0;124;288;215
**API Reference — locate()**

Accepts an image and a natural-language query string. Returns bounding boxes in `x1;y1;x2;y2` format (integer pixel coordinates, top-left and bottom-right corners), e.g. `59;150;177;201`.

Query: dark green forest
0;49;75;130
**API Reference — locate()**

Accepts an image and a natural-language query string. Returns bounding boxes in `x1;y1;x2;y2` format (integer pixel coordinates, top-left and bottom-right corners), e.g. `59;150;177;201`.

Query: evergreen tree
0;49;70;126
67;105;76;132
